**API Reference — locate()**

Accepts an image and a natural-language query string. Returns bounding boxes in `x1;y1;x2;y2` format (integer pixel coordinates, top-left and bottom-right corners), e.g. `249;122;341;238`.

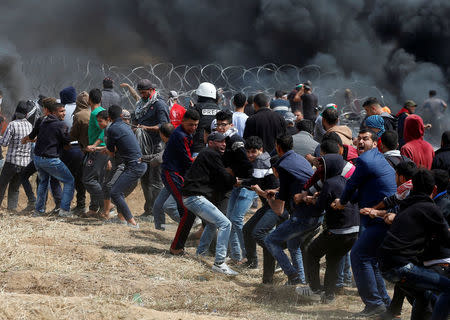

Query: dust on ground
0;185;410;319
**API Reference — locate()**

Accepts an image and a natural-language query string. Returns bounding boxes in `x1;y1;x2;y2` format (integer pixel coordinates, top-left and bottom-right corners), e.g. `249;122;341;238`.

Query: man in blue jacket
264;135;318;285
332;129;397;317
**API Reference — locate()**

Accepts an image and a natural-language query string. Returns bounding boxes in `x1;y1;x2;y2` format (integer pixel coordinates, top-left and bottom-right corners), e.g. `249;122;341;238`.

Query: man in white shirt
231;93;248;137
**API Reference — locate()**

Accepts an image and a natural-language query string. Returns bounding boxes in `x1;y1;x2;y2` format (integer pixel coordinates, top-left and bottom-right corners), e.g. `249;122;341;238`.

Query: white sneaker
295;285;322;302
212;262;239;276
193;217;202;228
58;209;74;218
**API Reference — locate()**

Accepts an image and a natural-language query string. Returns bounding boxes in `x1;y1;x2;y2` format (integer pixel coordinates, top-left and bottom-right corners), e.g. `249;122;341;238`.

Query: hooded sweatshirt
34;114;72;158
400;114;434;169
223;127;253;179
70;91;91;149
182;147;236;202
327;125;353;145
275;150;314;217
310;154;359;232
378;193;450;271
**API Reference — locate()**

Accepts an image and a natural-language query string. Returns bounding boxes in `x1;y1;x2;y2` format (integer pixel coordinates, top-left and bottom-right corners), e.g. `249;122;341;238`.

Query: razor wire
22;57;387;113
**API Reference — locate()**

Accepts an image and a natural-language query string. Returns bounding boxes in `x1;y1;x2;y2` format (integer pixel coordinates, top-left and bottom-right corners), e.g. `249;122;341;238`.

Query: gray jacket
101;88;121;109
292;131;319;157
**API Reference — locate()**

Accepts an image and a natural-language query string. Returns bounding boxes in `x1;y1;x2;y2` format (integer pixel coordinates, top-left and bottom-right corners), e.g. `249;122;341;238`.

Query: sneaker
355;305;387;318
32;210;45;217
49;206;63;216
139;215;154;222
295;285;322;302
192;217;202;228
22;202;36;213
127;222;140;229
212;262;239;276
105;217;127;225
70;206;87;216
285;274;304;286
334;286;346;295
58;209;74;218
274;262;282;273
376;310;402;320
244;260;258;269
321;292;336;304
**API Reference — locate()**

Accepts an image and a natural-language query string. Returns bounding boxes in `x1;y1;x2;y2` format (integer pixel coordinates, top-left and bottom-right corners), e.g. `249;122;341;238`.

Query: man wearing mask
133;79;170;218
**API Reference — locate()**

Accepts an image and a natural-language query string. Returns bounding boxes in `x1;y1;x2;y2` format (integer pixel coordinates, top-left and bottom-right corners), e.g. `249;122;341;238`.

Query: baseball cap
207;132;226;142
404;100;417;108
320;103;338;115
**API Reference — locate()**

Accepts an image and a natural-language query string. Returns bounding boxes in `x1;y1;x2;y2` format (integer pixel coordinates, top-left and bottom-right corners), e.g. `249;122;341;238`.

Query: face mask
0;98;3;105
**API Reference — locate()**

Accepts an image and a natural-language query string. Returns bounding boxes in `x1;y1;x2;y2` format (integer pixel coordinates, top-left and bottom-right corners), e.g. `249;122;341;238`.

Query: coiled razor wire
22;57;388;114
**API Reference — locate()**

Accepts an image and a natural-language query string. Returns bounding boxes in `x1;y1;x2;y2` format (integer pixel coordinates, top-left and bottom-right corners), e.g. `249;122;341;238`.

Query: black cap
207;132;226;142
103;77;114;88
137;79;155;91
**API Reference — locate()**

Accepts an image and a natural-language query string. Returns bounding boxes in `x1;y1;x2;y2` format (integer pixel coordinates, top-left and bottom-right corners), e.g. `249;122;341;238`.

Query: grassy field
0;185;410;320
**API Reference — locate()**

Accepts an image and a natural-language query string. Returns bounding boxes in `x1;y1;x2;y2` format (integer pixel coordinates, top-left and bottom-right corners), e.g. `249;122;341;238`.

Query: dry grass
0;185;411;319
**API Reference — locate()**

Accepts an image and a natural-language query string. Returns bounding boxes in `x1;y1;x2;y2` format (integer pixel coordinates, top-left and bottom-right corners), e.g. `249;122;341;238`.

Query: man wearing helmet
190;82;221;156
133;79;170;218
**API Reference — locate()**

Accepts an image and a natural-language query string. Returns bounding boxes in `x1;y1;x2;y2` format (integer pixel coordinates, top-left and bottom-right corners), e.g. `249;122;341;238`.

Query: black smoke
0;0;449;114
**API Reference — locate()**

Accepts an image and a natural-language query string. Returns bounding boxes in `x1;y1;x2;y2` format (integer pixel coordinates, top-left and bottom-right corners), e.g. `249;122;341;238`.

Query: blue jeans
265;215;322;282
110;161;147;221
227;187;257;261
183;195;231;265
34;156;74;212
337;252;352;287
351;223;391;308
152;186;180;229
383;263;450;320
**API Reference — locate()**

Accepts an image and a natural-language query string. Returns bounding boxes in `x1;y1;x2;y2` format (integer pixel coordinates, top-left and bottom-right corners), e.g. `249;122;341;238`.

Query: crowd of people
0;80;449;320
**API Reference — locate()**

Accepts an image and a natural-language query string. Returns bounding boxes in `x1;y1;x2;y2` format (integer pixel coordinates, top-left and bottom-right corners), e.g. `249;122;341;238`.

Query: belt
125;159;142;165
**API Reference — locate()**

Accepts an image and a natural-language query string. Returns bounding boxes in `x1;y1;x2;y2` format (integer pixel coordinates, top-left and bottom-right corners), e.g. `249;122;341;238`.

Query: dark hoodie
400;114;435;169
275;150;314;217
182;147;236;202
378;192;450;272
310;154;359;231
59;86;77;105
222;127;253;179
34;114;72;158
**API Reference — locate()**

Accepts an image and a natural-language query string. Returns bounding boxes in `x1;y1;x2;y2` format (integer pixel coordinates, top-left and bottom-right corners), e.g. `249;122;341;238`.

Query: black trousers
305;231;358;295
61;145;86;208
82;152;108;211
0;162;25;209
243;205;288;283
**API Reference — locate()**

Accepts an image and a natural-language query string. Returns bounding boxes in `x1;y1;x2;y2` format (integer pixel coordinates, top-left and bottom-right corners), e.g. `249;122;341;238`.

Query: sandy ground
0;184;411;320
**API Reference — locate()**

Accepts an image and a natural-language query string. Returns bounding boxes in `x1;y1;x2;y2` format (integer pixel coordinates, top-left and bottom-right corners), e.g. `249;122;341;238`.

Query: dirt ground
0;185;411;320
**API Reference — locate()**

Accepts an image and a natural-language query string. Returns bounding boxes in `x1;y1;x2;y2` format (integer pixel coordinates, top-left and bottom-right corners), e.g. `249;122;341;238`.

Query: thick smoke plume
0;0;449;114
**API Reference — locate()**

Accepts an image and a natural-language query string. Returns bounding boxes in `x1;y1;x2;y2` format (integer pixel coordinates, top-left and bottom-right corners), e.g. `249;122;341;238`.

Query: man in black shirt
243;93;287;153
182;132;237;275
378;169;450;320
32;103;75;217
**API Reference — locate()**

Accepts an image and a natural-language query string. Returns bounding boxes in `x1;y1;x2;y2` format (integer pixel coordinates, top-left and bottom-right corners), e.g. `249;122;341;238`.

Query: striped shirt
0;118;32;167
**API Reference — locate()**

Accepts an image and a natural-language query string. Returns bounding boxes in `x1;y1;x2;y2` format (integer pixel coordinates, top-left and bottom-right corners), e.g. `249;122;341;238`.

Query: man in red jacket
400;114;434;169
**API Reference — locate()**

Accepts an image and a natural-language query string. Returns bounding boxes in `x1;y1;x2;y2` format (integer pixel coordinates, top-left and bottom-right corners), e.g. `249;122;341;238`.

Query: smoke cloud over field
0;0;449;113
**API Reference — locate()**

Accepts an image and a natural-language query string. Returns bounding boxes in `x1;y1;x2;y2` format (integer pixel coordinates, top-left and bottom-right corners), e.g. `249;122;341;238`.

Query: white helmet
196;82;216;99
